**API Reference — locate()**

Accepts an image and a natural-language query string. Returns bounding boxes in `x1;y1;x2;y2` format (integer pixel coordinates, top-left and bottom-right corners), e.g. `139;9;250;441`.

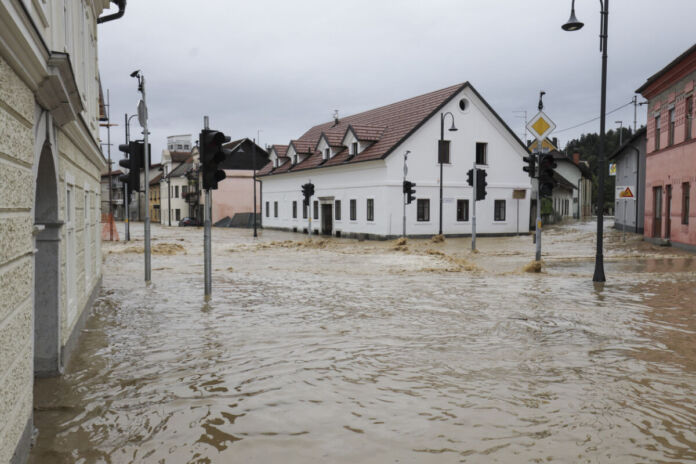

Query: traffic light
539;154;557;198
302;182;315;206
466;169;474;187
118;141;143;193
200;129;232;190
476;168;487;201
403;180;416;204
523;154;536;178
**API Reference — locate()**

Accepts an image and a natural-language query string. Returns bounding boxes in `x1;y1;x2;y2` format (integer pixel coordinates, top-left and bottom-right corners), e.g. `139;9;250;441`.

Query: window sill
493;221;508;224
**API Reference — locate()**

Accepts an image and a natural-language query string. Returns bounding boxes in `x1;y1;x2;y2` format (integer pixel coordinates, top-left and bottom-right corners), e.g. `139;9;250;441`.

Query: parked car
178;217;200;227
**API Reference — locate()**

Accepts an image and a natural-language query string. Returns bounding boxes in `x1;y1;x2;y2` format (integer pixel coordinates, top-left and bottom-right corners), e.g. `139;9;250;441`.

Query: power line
555;101;633;134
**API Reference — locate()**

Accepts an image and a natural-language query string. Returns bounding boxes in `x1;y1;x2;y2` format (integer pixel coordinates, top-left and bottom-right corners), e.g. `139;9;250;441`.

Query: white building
259;82;532;238
160;137;196;225
0;0;125;462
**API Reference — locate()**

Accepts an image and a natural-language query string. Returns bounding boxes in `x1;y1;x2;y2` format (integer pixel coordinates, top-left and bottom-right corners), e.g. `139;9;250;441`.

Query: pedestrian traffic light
523;154;536;178
200;129;232;190
403;180;416;204
118;141;143;193
476;168;487;201
466;169;474;187
539;154;557;198
302;182;315;206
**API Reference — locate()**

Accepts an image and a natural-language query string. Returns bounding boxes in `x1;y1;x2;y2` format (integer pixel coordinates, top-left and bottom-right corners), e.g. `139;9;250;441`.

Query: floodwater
29;221;696;463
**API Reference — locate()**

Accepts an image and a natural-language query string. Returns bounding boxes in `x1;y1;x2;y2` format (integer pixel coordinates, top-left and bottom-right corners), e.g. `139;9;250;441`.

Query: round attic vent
458;98;469;113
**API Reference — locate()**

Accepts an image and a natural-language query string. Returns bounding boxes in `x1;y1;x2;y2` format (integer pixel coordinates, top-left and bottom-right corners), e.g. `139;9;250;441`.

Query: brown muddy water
29;221;696;463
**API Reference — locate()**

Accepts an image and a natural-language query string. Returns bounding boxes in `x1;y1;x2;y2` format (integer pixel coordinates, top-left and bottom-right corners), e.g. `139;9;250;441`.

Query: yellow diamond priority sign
527;111;556;142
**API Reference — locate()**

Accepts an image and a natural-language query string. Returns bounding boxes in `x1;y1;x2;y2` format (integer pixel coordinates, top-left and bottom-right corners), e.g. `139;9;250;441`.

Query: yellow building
150;174;162;223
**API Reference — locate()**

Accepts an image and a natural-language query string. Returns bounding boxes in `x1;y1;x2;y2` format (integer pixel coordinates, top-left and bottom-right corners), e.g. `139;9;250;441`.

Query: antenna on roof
333;109;339;127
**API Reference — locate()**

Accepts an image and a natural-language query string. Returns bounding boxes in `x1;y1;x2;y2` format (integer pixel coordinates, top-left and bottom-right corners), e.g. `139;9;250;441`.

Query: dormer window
324;148;330;160
294;155;298;165
352;142;358;156
274;158;279;168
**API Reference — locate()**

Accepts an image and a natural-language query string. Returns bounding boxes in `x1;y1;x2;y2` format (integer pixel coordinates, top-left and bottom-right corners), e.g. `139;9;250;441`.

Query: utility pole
632;95;638;133
615;120;623;145
535;149;542;262
107;90;112;241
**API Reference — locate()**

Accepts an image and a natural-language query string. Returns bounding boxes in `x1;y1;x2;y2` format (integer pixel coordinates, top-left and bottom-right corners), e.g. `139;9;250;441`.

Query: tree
564;126;638;213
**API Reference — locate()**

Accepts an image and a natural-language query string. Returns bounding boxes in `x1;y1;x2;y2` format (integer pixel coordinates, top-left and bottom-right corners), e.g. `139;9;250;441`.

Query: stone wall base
61;275;102;372
10;415;32;464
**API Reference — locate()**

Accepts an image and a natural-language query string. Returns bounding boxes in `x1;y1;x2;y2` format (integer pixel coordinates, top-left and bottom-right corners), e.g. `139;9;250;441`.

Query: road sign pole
535;150;542;262
203;116;212;299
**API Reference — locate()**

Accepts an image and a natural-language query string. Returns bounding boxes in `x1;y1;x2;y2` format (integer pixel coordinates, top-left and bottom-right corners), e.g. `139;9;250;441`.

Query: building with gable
637;43;696;249
259;82;532;238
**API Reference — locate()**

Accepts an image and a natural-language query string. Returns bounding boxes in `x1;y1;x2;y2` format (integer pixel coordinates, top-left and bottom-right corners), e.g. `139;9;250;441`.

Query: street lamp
562;0;608;283
439;112;458;235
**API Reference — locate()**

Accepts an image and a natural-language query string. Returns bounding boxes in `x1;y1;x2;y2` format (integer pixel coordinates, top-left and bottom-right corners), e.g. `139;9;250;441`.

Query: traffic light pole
141;77;151;283
124;183;129;241
403;153;408;238
203;116;212;299
472;161;477;251
535;150;542;262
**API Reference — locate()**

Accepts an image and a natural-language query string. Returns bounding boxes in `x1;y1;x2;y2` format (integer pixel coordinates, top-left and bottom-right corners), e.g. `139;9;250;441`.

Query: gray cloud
98;0;696;164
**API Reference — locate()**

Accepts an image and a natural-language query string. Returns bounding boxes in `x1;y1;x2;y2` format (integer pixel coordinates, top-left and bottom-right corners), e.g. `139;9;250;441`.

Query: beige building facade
0;1;124;462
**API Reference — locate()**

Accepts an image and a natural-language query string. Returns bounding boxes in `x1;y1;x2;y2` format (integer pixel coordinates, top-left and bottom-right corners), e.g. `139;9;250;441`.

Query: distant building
527;143;593;224
160;137;194;225
259;82;532;238
149;173;162;223
100;170;126;220
637;43;696;249
609;127;647;233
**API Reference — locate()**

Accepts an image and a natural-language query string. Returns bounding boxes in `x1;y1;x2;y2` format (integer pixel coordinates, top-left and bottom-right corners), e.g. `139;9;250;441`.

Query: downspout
97;0;127;24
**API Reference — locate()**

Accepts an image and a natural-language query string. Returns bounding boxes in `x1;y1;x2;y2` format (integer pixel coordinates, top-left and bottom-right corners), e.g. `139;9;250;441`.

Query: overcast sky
98;0;696;164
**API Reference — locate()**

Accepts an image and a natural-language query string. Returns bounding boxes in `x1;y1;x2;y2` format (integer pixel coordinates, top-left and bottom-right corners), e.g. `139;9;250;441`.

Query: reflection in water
29;221;696;463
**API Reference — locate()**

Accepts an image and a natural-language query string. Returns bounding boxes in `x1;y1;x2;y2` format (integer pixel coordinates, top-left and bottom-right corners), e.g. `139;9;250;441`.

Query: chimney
333;109;340;127
572;152;580;165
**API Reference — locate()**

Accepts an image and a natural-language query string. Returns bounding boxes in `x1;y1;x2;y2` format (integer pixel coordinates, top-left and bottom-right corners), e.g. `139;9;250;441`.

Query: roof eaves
636;43;696;94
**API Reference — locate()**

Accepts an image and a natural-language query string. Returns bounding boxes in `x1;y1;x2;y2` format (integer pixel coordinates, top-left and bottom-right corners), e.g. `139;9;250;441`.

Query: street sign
137;99;147;128
513;189;527;199
527;111;556;142
609;163;617;176
616;186;636;200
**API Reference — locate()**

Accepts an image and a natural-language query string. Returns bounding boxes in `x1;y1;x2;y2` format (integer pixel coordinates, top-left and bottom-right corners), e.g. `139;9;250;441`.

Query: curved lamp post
439;112;458;235
562;0;608;283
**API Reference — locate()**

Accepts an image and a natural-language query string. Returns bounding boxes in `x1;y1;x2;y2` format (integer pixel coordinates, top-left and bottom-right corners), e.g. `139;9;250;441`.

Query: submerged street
29;222;696;463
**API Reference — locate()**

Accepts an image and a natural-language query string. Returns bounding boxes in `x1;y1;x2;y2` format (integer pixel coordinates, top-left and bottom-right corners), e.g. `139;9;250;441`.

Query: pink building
637;44;696;249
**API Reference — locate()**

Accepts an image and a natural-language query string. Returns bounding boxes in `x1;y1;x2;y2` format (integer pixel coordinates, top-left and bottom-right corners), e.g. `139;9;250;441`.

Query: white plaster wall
261;86;531;236
160;176;191;224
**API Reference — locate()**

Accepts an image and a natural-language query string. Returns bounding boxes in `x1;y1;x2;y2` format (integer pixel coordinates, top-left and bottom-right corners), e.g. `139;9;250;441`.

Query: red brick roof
272;144;289;158
259;82;466;176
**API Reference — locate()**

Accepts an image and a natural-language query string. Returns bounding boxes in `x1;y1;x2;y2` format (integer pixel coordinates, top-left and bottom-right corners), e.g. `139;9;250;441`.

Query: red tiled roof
349;124;387;142
271;144;289;158
102;169;123;178
259;82;466;176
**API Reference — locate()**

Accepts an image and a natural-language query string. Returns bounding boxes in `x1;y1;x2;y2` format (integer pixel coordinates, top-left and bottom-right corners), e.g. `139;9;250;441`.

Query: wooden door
321;204;333;235
666;185;672;239
653;187;662;237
